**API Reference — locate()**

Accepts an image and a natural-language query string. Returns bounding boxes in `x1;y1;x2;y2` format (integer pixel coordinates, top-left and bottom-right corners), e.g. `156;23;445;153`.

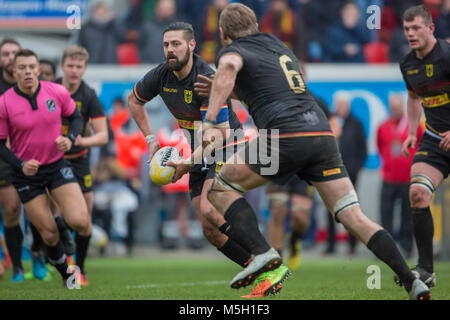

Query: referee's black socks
3;225;24;272
367;229;416;291
221;198;271;255
75;233;91;275
412;207;434;273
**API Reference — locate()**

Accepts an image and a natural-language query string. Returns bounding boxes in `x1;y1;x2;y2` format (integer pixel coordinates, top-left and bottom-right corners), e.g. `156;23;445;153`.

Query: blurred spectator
39;59;56;81
77;1;126;64
388;27;411;62
260;0;307;61
199;0;231;63
325;91;367;255
324;0;372;62
298;0;344;62
138;0;177;64
123;0;145;42
377;94;424;258
435;0;450;42
386;0;422;23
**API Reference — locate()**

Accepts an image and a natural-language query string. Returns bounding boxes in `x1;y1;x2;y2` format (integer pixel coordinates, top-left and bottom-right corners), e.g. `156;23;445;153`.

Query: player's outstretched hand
147;140;160;164
55;136;72;153
194;74;214;97
439;131;450;151
166;159;193;183
402;135;417;157
22;159;40;176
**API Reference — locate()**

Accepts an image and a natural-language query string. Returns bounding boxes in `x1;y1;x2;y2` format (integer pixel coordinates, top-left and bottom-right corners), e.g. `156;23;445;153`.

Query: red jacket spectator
377;116;424;183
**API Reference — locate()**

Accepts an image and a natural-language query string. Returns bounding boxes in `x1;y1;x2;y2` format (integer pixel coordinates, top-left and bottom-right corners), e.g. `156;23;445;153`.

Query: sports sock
412;207;434;273
367;229;416;292
4;225;23;271
30;223;44;253
223;198;271;255
75;233;91;274
218;238;253;267
289;230;302;255
46;241;69;279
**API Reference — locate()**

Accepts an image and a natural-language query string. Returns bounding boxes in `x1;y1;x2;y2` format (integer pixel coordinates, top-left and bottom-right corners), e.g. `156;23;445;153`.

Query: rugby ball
149;146;182;185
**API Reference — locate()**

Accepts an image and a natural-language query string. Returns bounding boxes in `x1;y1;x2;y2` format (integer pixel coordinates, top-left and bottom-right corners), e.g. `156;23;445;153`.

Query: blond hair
62;45;89;64
219;3;258;41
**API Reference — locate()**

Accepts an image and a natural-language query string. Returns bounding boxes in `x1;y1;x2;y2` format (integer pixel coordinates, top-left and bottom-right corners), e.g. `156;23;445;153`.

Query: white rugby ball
149;146;182;185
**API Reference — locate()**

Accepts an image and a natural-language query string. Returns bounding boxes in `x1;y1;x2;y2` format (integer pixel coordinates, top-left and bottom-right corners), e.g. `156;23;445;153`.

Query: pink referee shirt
0;81;76;165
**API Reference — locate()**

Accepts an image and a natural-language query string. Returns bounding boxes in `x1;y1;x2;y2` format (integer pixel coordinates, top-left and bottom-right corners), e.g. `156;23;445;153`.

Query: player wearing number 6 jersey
170;3;431;300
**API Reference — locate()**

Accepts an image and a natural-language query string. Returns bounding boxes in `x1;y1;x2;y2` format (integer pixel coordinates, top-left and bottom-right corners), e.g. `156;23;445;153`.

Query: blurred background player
54;45;108;285
39;59;57;82
377;94;424;259
397;4;450;289
0;49;89;288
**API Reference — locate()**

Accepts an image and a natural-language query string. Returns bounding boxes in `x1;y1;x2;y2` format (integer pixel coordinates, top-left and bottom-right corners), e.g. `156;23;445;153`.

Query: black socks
75;233;91;274
4;225;23;271
411;207;434;273
367;229;416;291
222;198;270;255
218;238;252;267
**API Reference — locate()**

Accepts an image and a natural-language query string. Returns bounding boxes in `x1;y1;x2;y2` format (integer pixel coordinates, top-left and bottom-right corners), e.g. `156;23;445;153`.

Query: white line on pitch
125;280;229;290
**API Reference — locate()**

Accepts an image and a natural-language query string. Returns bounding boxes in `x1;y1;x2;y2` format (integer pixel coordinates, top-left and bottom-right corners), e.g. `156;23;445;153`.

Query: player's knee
40;225;59;246
409;186;431;208
1;201;21;226
65;209;90;235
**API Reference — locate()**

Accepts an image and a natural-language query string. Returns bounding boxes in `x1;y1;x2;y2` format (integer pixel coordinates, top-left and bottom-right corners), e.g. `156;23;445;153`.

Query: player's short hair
14;49;38;64
403;4;432;26
39;59;56;74
219;3;258;41
62;45;89;64
0;37;20;53
163;22;195;41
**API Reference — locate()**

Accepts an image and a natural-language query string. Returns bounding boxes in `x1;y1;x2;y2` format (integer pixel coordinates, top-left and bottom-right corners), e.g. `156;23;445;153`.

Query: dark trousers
380;181;413;257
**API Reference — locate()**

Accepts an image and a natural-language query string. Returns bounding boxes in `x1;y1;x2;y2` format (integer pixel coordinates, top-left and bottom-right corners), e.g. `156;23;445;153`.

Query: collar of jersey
14;82;41;110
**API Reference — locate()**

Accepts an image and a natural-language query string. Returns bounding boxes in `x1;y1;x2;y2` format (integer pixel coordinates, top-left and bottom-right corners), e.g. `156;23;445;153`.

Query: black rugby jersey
400;39;450;134
216;33;328;133
0;68;15;96
55;78;106;158
134;54;241;149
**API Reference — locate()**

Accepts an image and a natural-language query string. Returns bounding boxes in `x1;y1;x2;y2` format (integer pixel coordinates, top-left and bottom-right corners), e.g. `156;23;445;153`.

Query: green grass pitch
1;257;449;300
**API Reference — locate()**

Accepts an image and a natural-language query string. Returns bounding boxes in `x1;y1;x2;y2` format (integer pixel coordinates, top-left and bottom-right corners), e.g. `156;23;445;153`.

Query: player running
0;49;90;287
394;4;450;289
129;22;289;298
54;45;108;285
170;3;431;300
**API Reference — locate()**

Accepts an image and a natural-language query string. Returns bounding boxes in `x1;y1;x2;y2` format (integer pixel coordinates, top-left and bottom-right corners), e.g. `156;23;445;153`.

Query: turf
0;257;448;300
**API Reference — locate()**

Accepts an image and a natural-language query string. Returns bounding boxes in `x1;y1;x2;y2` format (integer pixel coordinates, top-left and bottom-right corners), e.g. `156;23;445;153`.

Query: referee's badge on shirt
47;99;56;112
60;167;74;179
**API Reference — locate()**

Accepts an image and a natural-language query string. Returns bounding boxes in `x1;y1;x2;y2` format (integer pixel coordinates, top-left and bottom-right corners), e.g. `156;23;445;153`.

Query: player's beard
166;48;190;72
3;63;14;78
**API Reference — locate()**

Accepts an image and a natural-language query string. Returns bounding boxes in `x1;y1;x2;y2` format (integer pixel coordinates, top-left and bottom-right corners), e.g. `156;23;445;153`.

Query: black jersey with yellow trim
215;32;329;134
400;39;450;133
55;78;106;157
133;53;241;149
0;68;15;96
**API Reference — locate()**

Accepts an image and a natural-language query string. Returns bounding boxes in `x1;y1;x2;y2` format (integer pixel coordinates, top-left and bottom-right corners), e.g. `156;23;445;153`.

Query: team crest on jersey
75;101;82;111
47;99;56;112
60;167;74;179
426;64;433;77
184;90;193;104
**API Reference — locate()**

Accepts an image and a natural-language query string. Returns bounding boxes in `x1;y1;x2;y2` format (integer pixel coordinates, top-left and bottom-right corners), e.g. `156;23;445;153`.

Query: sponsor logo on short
18;185;30;192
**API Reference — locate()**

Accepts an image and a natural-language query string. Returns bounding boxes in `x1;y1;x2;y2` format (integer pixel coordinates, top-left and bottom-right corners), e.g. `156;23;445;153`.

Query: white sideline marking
126;280;228;290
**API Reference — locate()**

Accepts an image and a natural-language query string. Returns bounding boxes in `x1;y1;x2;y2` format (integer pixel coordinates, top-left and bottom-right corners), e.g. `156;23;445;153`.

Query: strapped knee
333;190;360;223
410;174;435;194
214;171;247;194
